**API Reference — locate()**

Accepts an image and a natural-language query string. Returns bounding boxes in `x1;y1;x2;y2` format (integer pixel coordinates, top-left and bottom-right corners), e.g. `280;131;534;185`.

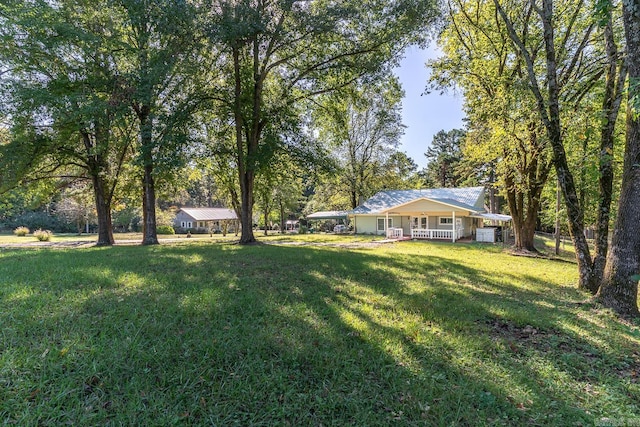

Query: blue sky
394;45;465;169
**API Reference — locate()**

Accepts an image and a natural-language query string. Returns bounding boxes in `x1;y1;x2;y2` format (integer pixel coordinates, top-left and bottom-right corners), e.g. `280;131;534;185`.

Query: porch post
385;211;389;237
452;211;456;243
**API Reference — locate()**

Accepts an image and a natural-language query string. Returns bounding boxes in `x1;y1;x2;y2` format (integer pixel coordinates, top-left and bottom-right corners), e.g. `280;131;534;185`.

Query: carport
306;211;350;233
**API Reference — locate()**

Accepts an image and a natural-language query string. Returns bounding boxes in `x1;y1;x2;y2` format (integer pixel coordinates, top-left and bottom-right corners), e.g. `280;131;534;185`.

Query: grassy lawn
0;232;224;244
0;237;638;425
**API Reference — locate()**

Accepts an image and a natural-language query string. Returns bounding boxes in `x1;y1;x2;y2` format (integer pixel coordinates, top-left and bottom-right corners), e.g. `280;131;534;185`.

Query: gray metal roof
350;187;485;215
179;208;238;221
307;210;349;220
471;212;512;221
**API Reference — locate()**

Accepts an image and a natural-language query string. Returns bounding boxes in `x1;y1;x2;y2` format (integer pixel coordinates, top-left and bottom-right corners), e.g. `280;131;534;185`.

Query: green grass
0;237;638;425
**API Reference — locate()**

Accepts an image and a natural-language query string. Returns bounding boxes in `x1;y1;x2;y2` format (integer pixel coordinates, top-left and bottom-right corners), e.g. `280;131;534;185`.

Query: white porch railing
410;228;464;240
386;227;404;239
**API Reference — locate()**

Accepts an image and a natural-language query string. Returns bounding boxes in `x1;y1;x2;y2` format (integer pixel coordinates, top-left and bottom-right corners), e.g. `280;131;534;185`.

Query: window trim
439;217;453;225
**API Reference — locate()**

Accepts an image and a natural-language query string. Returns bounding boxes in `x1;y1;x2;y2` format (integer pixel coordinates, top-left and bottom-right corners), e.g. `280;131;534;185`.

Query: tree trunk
81;129;115;246
92;175;115;246
279;200;286;233
597;0;640;317
239;170;256;243
591;15;627;290
263;203;270;236
142;163;158;245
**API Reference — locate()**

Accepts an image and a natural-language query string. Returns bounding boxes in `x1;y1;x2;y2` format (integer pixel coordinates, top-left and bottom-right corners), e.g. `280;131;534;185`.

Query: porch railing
410;228;464;240
386;227;403;239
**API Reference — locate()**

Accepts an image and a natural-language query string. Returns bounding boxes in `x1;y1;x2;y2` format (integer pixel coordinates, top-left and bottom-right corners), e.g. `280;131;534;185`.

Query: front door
412;216;428;229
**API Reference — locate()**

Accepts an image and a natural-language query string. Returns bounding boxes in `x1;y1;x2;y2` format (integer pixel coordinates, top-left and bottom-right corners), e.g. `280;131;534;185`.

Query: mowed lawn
0;237;638;425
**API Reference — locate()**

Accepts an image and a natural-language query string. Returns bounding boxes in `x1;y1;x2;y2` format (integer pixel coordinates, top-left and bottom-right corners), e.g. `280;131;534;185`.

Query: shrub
33;229;53;241
13;226;30;236
298;226;308;234
156;225;175;235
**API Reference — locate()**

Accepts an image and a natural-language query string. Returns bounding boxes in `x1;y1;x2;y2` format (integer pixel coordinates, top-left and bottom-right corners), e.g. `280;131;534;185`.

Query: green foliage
311;76;408;208
32;229;52;241
156;225;175;235
420;129;466;188
8;210;74;234
12;226;29;236
297;225;308;234
155;209;176;228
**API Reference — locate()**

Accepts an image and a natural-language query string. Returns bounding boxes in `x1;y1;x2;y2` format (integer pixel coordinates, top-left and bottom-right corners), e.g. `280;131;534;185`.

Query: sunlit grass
0;237;638;425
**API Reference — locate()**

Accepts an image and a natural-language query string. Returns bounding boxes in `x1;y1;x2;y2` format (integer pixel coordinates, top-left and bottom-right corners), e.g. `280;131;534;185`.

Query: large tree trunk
503;127;550;252
597;0;640;317
505;187;542;252
82;131;115;246
142;163;159;245
591;16;627;289
92;175;115;246
239;170;256;243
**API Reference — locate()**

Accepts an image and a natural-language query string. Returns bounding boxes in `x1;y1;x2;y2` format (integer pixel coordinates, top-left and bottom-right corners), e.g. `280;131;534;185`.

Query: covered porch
383;210;467;242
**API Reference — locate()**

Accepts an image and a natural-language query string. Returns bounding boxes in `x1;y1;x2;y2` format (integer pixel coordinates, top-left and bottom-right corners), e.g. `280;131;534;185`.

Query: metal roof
350;187;485;215
306;210;349;220
471;212;512;222
178;208;238;221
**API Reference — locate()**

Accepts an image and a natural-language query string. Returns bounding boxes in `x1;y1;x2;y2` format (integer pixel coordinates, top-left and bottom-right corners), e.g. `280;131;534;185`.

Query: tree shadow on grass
0;243;638;425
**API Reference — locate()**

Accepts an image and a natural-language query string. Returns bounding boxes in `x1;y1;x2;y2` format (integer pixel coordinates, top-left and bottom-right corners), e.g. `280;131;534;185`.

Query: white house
350;187;494;242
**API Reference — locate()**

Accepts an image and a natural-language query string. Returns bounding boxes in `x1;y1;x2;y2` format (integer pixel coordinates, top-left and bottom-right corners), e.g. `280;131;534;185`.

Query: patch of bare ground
482;317;639;383
507;247;575;263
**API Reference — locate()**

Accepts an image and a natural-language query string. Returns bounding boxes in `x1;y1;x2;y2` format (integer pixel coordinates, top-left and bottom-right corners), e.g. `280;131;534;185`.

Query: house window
439;217;453;225
181;221;193;229
377;217;393;231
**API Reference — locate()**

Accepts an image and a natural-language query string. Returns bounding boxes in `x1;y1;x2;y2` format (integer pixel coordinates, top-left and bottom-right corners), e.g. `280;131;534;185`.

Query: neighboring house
174;208;238;233
350;186;497;241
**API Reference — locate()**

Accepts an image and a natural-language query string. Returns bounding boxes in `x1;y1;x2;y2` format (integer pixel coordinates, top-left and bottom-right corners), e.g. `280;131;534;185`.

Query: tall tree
116;0;203;245
597;0;640;316
429;0;554;251
421;129;466;188
0;0;135;245
315;77;406;209
206;0;437;243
